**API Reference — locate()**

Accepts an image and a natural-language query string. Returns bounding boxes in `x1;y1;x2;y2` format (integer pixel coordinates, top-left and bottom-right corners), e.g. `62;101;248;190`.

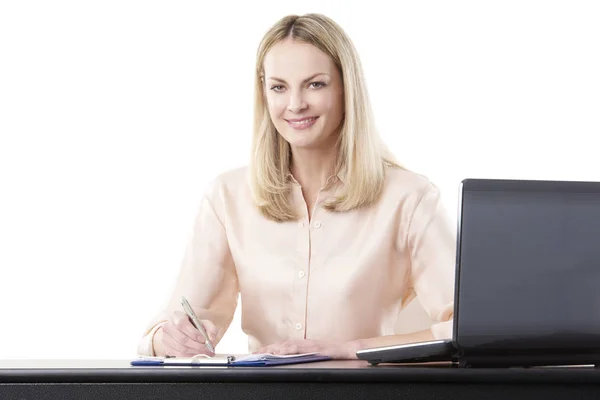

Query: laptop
357;178;600;367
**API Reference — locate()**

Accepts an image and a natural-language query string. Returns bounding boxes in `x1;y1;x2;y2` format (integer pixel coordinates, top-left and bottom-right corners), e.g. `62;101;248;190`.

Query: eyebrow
265;73;329;84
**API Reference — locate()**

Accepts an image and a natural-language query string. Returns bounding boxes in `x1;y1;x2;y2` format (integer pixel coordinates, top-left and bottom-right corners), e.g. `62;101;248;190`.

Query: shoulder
197;165;252;222
203;165;250;201
383;166;438;200
382;167;453;243
378;165;444;219
210;165;249;189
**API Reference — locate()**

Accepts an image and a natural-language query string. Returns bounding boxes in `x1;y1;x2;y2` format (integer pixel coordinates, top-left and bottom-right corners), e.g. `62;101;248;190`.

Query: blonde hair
250;13;401;222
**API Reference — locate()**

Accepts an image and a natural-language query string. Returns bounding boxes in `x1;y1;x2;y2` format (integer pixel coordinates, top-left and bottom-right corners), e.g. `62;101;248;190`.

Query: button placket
292;188;310;339
300;177;336;338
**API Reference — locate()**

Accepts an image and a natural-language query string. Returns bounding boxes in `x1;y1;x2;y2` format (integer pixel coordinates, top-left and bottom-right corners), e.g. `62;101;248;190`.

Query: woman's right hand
153;311;218;357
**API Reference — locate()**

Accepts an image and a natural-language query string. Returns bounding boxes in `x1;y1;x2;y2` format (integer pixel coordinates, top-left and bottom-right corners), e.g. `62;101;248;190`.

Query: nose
287;90;307;113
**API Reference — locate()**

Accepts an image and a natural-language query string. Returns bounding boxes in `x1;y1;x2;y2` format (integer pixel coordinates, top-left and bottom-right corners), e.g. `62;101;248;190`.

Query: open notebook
131;352;331;367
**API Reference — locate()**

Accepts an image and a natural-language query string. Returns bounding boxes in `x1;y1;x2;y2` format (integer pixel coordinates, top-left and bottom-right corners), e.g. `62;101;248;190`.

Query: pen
180;296;215;353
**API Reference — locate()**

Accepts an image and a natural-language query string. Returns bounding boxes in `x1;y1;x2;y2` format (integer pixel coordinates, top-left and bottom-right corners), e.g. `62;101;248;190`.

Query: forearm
347;329;434;359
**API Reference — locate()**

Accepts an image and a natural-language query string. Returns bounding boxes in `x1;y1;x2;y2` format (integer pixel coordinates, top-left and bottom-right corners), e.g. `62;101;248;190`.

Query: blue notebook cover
131;352;331;367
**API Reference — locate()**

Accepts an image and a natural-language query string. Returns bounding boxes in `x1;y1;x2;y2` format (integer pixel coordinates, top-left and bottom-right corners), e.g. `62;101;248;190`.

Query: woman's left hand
255;339;361;360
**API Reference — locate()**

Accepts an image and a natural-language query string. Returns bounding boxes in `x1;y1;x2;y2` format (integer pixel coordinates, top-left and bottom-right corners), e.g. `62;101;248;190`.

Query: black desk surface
2;359;600;400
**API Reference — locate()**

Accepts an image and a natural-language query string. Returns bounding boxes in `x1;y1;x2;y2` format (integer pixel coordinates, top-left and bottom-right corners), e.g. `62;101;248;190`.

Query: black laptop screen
455;180;600;351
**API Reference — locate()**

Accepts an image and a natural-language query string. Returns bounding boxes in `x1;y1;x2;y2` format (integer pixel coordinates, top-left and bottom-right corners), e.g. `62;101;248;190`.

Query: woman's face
263;39;345;152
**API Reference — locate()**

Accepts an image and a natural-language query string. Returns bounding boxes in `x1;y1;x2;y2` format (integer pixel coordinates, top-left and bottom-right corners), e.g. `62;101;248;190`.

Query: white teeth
290;117;316;125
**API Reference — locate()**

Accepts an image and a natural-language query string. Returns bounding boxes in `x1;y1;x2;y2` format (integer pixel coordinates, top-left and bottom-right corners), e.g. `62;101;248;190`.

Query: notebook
130;352;331;367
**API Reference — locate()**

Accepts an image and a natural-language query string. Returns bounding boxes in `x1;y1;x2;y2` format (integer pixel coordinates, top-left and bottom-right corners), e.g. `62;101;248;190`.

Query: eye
270;85;285;92
309;81;325;89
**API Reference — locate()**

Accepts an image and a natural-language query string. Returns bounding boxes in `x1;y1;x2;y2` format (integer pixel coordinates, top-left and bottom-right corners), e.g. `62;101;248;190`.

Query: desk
1;359;600;399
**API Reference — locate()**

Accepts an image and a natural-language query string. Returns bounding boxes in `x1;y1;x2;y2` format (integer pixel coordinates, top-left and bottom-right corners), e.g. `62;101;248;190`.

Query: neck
290;145;338;190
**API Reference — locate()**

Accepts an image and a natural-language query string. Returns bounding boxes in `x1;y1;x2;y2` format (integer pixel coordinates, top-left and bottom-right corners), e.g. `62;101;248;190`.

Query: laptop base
457;352;600;368
356;340;456;365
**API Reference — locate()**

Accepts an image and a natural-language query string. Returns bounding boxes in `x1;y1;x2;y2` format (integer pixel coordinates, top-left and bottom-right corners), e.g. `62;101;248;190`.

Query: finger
268;345;289;355
163;321;204;352
278;342;300;355
201;319;219;343
285;344;300;355
162;330;207;357
284;340;311;355
171;311;209;345
258;344;276;354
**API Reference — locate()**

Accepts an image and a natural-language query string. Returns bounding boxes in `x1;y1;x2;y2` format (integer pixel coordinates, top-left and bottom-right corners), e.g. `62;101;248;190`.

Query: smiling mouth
286;117;319;129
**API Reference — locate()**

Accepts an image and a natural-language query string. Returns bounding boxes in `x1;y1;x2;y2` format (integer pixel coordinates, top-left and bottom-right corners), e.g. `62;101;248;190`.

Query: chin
279;129;318;147
286;138;318;150
279;122;324;147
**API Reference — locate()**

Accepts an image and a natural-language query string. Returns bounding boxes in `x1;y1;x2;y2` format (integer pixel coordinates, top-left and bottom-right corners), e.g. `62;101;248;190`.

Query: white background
0;0;598;359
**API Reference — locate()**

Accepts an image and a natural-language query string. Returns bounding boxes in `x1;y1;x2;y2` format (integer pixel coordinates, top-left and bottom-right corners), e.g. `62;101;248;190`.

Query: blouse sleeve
137;181;239;356
406;183;456;340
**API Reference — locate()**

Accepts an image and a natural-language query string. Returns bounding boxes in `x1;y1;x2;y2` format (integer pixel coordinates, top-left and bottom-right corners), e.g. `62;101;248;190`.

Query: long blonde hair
250;13;401;222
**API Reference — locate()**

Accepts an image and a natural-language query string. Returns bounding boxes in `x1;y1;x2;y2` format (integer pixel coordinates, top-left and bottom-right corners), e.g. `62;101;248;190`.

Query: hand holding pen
180;296;215;353
153;296;217;357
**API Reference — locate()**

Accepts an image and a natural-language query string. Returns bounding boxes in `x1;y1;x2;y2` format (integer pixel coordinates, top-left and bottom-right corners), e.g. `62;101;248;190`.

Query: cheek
266;94;287;117
314;94;343;120
333;90;345;116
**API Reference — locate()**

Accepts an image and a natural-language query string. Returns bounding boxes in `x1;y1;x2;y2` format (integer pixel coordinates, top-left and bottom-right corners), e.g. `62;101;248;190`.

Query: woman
138;13;455;360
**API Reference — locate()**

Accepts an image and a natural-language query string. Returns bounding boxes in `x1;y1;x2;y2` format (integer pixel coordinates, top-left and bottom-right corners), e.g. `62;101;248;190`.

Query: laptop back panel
455;179;600;355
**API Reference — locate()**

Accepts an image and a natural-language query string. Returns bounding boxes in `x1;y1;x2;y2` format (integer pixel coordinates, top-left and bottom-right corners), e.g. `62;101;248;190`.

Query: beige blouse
138;166;456;356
